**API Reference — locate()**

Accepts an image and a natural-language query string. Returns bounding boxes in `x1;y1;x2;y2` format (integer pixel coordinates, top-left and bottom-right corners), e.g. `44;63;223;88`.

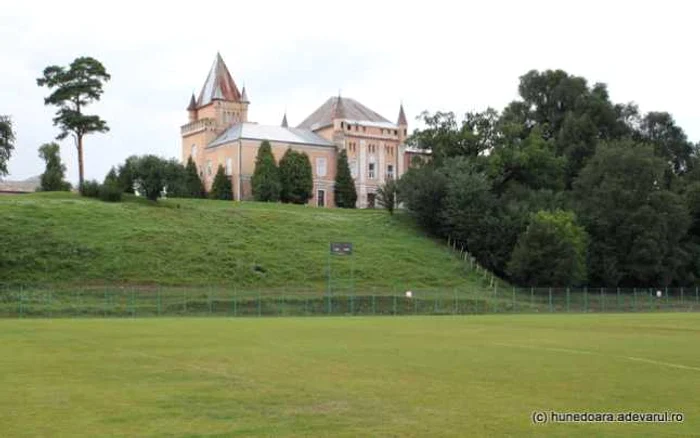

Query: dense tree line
398;69;700;287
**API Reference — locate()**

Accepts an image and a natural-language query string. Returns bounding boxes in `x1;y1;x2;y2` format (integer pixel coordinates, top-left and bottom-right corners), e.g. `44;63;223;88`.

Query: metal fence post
548;288;553;313
616;287;620;311
350;294;354;316
681;287;684;305
157;287;162;316
512;287;516;314
566;288;570;313
19;285;23;318
633;288;637;312
49;289;53;319
131;288;135;318
372;295;376;315
257;294;261;317
393;295;397;316
530;287;534;310
584;287;588;313
696;286;699;304
601;288;605;313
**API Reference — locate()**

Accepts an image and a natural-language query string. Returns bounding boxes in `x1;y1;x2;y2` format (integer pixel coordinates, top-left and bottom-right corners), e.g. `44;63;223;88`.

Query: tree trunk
77;135;84;189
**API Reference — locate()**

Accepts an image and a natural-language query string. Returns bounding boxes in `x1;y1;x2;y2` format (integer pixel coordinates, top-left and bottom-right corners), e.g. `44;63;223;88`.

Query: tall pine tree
334;149;357;208
251;140;281;202
209;164;233;200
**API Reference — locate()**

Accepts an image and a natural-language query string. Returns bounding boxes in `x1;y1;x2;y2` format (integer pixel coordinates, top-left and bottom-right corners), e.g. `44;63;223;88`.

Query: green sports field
1;314;698;437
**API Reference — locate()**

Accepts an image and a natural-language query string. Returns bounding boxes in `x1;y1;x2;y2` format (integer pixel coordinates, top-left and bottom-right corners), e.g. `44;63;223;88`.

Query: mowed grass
1;314;698;437
0;192;480;292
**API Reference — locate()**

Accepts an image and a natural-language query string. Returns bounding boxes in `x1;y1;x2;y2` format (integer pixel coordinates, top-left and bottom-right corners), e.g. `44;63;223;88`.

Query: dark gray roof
207;123;335;149
296;96;394;131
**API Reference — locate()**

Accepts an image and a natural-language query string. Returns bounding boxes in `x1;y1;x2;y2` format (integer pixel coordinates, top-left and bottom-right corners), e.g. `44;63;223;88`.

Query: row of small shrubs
80;179;123;202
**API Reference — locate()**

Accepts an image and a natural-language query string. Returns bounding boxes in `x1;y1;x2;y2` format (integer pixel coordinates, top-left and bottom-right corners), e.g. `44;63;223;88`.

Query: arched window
191;144;197;158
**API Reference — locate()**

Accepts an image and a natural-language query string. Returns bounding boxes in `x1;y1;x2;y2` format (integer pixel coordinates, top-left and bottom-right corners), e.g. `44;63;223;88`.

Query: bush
80;180;100;198
377;178;398;214
99;181;123;202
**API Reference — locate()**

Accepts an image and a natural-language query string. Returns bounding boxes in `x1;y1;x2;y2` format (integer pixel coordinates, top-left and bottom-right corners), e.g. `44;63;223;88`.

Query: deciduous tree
0;115;15;177
38;142;71;191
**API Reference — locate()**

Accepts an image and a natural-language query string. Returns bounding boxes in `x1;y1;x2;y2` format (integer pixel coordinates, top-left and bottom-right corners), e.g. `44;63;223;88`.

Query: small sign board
330;242;353;256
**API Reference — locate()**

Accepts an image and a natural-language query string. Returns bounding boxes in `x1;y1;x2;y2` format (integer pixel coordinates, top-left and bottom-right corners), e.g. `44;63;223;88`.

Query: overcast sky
1;0;697;183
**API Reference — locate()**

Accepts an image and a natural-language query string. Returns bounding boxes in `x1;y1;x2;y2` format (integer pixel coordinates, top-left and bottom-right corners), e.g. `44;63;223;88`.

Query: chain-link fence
1;285;698;318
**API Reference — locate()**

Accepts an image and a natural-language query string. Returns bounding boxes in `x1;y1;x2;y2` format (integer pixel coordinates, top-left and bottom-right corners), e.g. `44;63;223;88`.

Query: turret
397;102;408;143
187;93;197;122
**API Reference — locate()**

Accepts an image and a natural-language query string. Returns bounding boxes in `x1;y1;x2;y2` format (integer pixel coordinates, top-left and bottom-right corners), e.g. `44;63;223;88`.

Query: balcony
181;118;216;136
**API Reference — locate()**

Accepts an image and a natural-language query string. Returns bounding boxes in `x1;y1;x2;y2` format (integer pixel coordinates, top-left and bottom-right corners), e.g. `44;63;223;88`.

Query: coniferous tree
251;140;281;202
209;164;233;200
36;56;111;189
184;156;206;198
104;166;119;185
334;149;357;208
279;149;313;204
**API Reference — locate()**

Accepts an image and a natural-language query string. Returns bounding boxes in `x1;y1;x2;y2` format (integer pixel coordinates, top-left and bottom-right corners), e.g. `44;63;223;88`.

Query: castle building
180;53;426;208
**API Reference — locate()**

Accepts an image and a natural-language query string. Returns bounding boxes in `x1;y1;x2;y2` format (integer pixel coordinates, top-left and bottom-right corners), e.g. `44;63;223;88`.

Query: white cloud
2;0;698;183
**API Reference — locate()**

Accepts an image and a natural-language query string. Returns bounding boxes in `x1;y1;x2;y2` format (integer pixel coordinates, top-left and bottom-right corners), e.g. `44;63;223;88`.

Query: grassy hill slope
0;193;483;294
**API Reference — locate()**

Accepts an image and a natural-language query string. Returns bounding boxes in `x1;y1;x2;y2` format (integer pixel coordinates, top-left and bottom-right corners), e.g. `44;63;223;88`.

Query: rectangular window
316;157;327;177
225;157;232;175
349;159;357;178
317;189;325;207
368;163;375;179
206;160;213;176
387;164;394;180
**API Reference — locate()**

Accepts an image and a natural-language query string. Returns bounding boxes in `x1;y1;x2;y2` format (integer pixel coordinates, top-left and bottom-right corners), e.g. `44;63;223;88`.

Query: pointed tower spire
187;92;197;111
331;94;346;120
196;53;242;106
397;102;407;126
241;84;249;103
281;112;289;128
